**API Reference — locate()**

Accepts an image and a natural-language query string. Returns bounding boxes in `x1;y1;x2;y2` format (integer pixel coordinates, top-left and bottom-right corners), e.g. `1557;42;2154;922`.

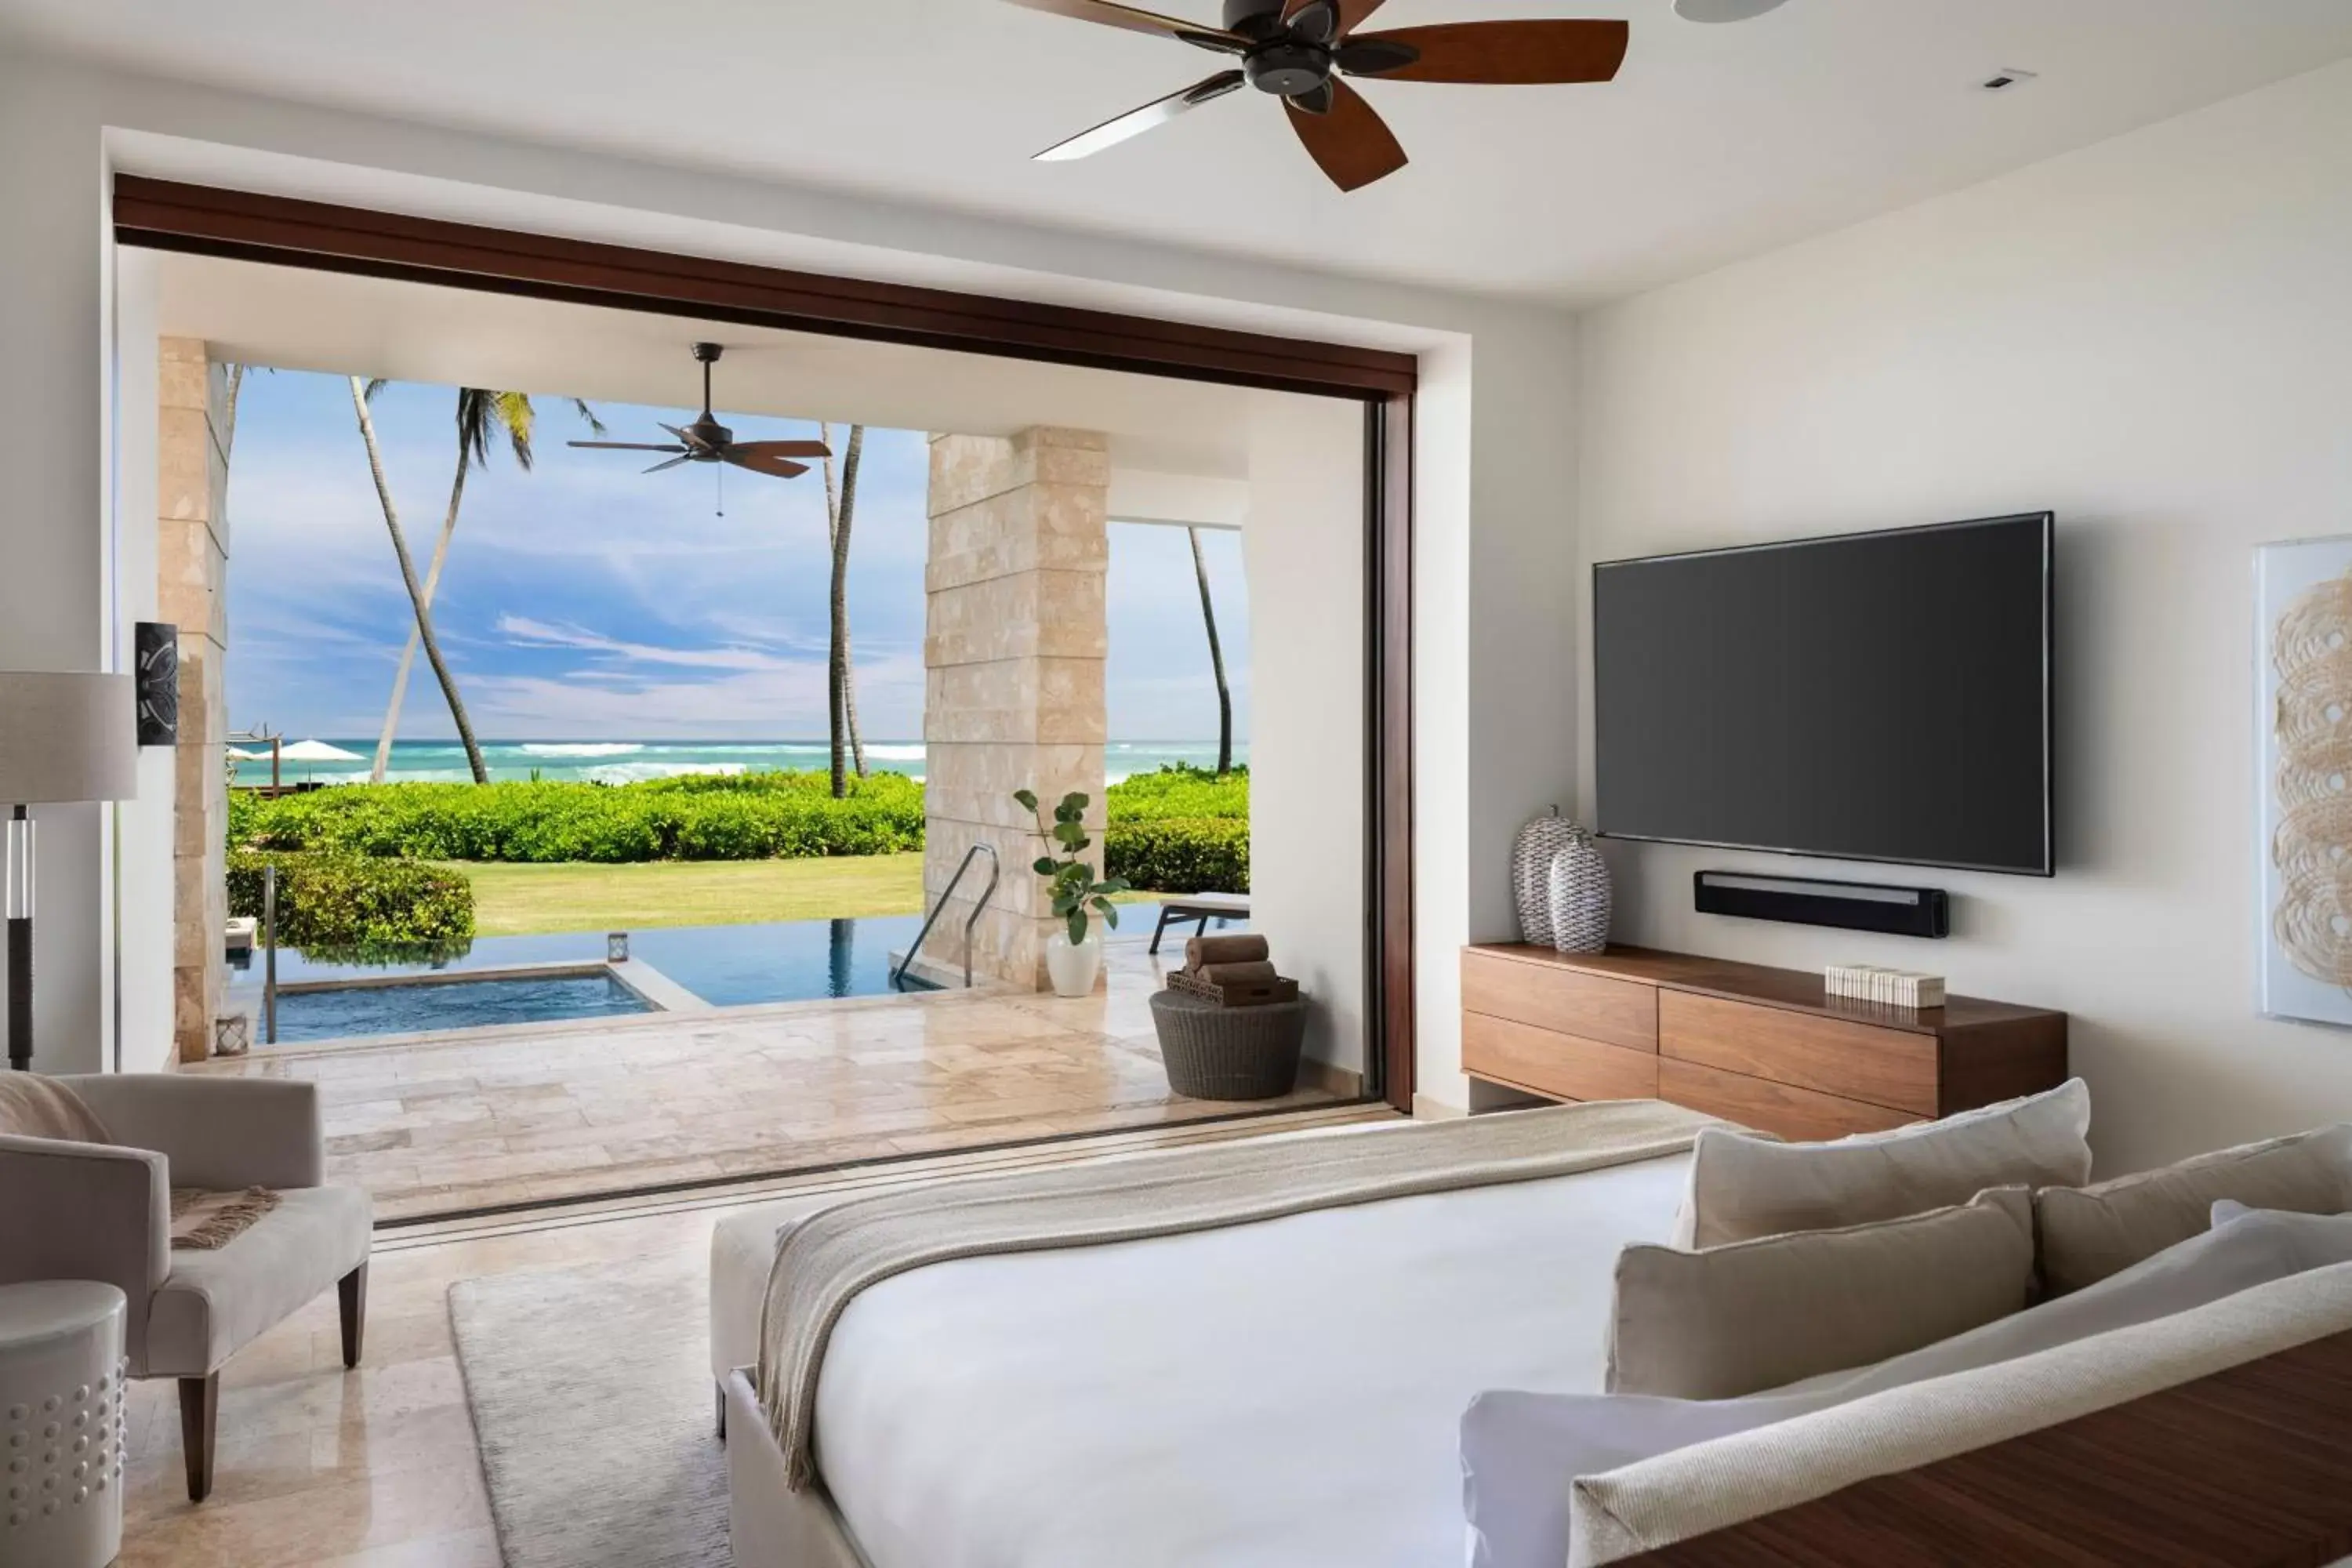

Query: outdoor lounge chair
1147;892;1251;954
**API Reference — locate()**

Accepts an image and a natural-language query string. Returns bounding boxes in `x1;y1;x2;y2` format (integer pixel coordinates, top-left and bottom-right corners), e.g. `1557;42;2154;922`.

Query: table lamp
0;672;137;1072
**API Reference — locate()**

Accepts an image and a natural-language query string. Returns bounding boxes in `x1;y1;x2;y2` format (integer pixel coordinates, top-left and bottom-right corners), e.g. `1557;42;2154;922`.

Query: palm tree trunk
347;378;489;784
1188;526;1233;775
835;426;867;783
372;448;470;781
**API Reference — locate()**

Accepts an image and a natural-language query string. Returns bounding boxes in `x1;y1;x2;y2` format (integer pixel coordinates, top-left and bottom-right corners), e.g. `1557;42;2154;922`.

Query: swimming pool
226;913;942;1043
270;973;651;1044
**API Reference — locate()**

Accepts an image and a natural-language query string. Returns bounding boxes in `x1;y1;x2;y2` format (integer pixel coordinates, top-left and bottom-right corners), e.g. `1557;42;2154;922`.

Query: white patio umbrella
278;738;363;783
279;739;362;763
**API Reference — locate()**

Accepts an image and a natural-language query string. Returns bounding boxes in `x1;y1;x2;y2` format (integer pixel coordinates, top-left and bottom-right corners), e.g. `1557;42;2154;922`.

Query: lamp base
7;804;29;1072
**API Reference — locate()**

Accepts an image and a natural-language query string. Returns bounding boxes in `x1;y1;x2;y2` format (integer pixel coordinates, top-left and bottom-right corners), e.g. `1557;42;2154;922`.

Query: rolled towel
1186;933;1269;970
1196;960;1278;989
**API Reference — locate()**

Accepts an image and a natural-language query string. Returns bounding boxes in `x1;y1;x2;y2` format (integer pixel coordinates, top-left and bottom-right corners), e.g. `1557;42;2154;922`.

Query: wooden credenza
1461;944;2067;1142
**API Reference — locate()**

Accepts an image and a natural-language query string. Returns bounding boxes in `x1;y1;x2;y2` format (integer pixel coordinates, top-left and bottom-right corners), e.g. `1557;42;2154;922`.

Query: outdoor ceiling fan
568;343;830;481
1009;0;1630;192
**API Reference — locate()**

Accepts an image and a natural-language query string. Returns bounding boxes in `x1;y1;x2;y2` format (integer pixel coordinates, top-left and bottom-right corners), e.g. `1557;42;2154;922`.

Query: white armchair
0;1074;372;1501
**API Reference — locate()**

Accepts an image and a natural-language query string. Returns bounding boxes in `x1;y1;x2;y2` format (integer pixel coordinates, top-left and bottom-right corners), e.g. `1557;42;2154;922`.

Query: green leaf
1032;856;1058;877
1053;822;1086;850
1061;792;1091;815
1096;877;1132;895
1094;898;1120;928
1012;789;1038;812
1066;908;1087;946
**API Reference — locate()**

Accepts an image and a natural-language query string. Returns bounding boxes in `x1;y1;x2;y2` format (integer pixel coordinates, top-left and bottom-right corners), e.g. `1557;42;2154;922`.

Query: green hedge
227;851;475;950
230;771;925;864
1105;817;1249;894
1106;764;1247;822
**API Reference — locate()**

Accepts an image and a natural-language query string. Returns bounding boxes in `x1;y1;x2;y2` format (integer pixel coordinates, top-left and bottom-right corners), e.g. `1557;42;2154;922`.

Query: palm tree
368;388;604;782
820;423;869;797
1189;526;1234;776
347;377;489;784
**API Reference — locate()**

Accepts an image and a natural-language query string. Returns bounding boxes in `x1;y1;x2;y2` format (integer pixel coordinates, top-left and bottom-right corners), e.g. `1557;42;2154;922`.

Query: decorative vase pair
1512;808;1612;953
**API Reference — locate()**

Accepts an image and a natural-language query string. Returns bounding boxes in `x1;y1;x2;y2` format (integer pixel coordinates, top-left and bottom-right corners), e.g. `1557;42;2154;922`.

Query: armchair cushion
60;1074;324;1190
144;1185;373;1377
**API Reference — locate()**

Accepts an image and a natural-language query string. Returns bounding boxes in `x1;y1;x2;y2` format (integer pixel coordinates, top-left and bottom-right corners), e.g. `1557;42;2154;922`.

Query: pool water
270;974;650;1043
226;913;946;1043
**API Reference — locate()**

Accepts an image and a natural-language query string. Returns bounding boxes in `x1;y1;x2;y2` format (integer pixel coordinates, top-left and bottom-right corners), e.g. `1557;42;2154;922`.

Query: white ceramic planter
1045;930;1103;997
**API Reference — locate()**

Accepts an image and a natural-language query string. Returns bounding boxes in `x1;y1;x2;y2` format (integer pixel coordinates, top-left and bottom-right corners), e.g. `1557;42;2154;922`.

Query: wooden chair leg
1149;905;1174;956
715;1381;728;1441
339;1261;369;1369
178;1373;218;1503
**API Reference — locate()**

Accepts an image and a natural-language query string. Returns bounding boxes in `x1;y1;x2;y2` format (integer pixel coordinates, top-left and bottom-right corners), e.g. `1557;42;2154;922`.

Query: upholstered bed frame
724;1369;873;1568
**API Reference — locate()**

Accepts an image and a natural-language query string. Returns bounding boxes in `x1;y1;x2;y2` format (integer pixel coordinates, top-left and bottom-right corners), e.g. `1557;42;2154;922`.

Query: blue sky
223;370;1250;743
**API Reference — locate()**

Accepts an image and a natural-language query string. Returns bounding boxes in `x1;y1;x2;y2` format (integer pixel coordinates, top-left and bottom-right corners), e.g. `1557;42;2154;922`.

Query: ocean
232;739;1250;787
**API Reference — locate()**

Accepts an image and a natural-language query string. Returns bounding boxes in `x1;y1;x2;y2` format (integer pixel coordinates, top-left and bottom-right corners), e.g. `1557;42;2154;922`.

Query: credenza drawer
1461;1013;1660;1104
1461;950;1657;1052
1659;1058;1919;1142
1659;989;1938;1117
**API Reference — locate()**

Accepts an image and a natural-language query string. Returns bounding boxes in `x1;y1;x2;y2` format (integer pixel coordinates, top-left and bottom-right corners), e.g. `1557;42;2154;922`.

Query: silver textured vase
1512;808;1583;947
1545;828;1612;953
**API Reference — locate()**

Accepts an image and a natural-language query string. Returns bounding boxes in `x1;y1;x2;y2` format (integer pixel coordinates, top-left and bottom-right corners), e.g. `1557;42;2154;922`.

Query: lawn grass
448;853;1165;937
448;854;928;936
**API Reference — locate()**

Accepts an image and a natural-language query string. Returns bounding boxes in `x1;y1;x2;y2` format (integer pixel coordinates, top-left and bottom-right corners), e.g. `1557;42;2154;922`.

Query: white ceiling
152;250;1274;481
15;0;2352;302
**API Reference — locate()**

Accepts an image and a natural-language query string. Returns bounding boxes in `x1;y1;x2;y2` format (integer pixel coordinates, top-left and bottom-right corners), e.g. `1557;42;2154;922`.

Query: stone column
921;428;1109;989
157;339;232;1063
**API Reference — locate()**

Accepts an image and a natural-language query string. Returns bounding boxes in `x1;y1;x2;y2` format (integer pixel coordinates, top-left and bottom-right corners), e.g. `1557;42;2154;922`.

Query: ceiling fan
568;343;830;481
1010;0;1629;192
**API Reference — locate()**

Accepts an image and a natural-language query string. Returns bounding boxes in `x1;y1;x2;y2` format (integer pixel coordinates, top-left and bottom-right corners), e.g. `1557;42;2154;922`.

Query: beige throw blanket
0;1073;112;1143
756;1098;1719;1489
169;1186;283;1250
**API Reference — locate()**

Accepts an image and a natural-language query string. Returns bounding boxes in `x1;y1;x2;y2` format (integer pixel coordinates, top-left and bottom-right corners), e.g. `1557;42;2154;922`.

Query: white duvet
811;1148;1693;1568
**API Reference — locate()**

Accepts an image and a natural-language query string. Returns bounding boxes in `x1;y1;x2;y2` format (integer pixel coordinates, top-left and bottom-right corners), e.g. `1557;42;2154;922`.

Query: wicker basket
1149;989;1307;1101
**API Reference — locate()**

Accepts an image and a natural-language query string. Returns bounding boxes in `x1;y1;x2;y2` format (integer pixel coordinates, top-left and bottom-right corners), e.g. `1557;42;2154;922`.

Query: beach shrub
1105;764;1247;822
226;851;475;949
229;770;925;864
1105;817;1249;894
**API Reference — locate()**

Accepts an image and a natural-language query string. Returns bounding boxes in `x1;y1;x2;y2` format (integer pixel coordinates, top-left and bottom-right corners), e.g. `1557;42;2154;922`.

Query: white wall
1576;60;2352;1174
0;45;1579;1100
1244;393;1366;1076
111;248;176;1073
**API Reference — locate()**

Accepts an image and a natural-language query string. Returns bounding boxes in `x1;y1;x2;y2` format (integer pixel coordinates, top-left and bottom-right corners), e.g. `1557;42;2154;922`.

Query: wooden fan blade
730;440;833;459
1000;0;1246;51
1036;71;1246;162
1281;0;1383;41
1284;77;1407;192
569;441;688;452
724;450;810;480
643;455;693;474
1340;19;1629;83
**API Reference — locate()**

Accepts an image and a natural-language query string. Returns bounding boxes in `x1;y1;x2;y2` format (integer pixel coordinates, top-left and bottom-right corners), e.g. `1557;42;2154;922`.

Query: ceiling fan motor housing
1245;41;1331;96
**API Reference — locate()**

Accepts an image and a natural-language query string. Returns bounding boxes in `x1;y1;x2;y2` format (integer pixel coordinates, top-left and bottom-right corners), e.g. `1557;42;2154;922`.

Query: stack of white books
1824;964;1946;1008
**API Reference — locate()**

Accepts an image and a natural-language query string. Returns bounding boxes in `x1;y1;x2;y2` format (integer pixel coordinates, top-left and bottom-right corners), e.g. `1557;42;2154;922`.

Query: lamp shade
0;672;139;804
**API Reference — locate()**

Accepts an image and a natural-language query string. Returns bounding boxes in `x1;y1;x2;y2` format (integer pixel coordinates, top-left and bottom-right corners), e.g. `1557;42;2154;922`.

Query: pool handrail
893;841;999;991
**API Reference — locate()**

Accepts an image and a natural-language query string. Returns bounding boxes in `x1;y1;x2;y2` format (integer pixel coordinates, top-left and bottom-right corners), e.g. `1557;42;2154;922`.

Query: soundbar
1694;870;1950;938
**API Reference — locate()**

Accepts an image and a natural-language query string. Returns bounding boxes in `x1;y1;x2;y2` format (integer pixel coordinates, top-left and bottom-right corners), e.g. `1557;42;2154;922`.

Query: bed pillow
1607;1186;2034;1400
1672;1078;2089;1249
1463;1200;2352;1568
2036;1124;2352;1294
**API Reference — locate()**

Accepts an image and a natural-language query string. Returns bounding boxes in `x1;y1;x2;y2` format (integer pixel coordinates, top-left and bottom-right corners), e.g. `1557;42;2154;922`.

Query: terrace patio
187;933;1351;1222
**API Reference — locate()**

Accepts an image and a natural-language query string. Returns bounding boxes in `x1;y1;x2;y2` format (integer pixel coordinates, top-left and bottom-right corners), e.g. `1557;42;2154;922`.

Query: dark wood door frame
113;174;1418;1113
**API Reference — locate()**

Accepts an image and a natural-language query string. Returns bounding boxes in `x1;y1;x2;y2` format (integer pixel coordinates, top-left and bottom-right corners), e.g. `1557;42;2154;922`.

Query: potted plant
1015;788;1130;996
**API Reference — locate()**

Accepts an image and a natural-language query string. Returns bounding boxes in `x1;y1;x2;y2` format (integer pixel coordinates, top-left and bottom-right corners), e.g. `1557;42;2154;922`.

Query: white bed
789;1150;1690;1568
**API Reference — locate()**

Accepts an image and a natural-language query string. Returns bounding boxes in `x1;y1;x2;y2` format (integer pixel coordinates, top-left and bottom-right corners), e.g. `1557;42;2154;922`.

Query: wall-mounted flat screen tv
1592;513;2053;876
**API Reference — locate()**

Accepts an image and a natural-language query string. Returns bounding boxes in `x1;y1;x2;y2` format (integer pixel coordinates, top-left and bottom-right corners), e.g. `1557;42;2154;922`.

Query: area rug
450;1249;728;1568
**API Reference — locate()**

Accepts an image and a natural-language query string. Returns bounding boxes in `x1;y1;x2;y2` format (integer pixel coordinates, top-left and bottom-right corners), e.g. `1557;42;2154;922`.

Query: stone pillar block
159;337;233;1063
923;429;1109;989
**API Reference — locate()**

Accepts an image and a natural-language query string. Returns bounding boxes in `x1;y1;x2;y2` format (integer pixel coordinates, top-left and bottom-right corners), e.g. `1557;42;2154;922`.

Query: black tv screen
1593;513;2053;876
